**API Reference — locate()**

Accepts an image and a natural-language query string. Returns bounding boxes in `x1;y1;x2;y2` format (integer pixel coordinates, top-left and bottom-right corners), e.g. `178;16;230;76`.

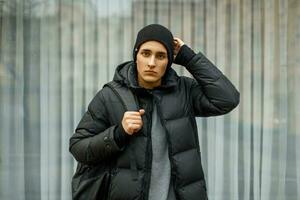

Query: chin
141;74;155;79
143;77;159;83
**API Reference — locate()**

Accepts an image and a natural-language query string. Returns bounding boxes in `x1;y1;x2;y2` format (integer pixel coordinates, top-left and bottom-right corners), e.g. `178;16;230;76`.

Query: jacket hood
113;61;178;90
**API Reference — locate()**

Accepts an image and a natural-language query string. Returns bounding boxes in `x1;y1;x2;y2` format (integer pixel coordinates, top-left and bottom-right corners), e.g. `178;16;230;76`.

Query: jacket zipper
142;94;153;200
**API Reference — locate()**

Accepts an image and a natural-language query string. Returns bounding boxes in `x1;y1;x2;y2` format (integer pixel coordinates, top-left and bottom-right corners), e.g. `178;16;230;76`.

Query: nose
148;55;156;68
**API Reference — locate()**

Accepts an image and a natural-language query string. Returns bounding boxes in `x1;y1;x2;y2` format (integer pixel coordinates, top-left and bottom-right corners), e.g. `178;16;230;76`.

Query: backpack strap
104;81;138;112
104;81;139;181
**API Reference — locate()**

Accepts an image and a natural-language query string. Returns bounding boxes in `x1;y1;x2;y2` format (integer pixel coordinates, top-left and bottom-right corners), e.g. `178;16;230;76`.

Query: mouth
144;70;157;74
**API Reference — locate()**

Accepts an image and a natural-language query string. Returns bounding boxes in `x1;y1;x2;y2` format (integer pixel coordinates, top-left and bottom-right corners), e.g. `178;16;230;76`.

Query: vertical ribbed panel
0;0;299;199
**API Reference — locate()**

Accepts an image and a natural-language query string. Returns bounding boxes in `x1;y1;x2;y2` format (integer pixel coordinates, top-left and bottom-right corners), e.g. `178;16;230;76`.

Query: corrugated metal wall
0;0;299;199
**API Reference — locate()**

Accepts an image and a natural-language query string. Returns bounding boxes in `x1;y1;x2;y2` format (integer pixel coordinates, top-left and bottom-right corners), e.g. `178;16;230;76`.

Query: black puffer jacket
70;50;240;200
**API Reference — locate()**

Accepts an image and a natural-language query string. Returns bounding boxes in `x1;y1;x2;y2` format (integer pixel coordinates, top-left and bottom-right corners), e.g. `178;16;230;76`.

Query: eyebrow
140;49;167;55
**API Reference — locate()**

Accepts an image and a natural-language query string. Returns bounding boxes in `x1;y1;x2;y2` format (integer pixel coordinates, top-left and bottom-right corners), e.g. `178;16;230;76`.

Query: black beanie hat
133;24;174;68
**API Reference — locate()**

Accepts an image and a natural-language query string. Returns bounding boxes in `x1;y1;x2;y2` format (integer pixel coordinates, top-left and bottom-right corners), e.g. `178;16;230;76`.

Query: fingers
122;110;145;135
124;118;143;126
127;120;143;130
124;114;142;120
173;37;184;46
125;111;143;116
123;111;143;120
124;109;145;118
173;39;180;49
173;38;185;59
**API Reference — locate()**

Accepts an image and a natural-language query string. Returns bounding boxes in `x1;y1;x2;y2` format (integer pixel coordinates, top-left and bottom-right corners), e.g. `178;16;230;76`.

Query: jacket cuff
114;124;130;148
174;45;196;66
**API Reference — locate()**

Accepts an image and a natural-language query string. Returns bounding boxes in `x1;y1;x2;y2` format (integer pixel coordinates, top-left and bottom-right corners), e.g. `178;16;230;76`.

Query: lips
144;70;157;74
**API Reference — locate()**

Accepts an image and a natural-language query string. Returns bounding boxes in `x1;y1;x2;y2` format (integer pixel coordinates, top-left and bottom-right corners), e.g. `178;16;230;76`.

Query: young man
70;24;240;200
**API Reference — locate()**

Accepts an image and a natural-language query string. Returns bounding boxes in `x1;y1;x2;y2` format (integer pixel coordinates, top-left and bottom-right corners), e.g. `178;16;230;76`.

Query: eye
157;54;166;60
141;51;150;57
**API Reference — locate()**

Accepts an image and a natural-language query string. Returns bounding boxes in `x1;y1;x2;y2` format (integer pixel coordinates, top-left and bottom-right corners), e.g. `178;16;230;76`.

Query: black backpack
71;81;138;200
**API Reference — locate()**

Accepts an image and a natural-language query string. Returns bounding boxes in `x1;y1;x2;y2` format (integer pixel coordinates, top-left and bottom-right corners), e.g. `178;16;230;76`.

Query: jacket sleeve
69;91;124;165
176;45;240;117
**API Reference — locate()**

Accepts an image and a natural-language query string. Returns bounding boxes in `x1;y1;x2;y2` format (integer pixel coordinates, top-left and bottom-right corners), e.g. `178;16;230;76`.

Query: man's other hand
173;37;185;59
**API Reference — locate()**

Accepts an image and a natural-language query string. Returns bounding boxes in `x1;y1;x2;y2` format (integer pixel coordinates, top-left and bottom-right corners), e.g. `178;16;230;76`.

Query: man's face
136;41;168;89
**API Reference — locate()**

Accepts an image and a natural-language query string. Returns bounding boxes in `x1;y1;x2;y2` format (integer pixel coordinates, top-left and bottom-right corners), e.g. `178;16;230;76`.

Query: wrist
114;124;130;148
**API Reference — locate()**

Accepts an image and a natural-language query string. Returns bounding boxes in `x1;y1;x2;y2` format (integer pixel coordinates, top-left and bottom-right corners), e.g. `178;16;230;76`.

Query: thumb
139;109;145;116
